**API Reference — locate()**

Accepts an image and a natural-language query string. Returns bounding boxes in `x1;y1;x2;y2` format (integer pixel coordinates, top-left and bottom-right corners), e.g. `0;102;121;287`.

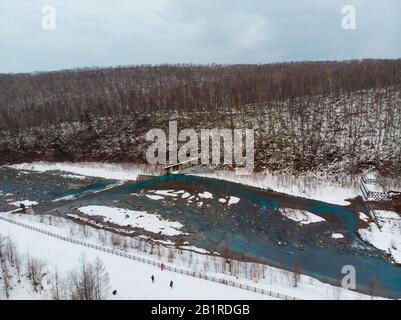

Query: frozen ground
358;210;401;264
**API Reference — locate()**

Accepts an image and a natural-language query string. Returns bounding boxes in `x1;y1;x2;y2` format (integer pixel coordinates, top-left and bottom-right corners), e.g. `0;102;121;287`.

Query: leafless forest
0;233;109;300
0;59;400;176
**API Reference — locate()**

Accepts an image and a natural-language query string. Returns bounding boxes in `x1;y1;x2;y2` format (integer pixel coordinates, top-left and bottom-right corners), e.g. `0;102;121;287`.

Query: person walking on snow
151;275;154;283
170;280;173;289
160;263;165;271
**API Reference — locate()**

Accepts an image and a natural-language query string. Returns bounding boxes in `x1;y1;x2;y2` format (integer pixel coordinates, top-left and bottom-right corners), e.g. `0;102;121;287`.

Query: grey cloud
0;0;399;73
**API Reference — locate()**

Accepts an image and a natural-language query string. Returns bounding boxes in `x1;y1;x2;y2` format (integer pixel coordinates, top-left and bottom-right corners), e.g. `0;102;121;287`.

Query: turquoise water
59;181;114;198
1;170;400;298
107;175;401;298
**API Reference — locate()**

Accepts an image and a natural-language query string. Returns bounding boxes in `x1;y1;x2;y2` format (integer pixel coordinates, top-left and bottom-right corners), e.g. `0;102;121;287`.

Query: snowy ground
6;162;361;205
331;233;345;239
279;208;326;225
0;211;384;300
359;212;371;223
145;189;241;209
0;220;268;300
358;210;401;264
190;171;361;206
77;205;183;236
10;200;39;207
7;162;159;181
1;162;396;299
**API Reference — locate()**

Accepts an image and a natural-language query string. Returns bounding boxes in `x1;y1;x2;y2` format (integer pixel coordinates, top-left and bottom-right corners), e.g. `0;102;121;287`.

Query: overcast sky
0;0;400;73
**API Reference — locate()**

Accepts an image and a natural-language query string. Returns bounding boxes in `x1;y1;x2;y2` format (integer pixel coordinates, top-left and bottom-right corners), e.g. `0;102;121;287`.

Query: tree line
1;59;400;131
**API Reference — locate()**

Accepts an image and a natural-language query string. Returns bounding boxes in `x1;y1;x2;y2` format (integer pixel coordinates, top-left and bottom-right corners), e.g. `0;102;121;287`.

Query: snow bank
146;190;240;209
146;195;165;201
0;191;14;196
10;200;38;207
153;190;179;197
228;196;240;205
52;181;123;203
7;162;157;181
78;206;183;236
191;171;361;206
52;195;78;202
180;246;210;254
358;210;401;264
198;192;214;199
359;212;370;222
60;174;86;180
280;208;326;225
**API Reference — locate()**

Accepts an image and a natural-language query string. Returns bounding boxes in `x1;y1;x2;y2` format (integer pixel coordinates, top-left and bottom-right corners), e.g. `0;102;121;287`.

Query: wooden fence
0;215;300;300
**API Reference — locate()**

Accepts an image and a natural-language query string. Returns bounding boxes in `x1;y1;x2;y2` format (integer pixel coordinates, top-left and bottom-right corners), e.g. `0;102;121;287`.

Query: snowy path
0;216;280;300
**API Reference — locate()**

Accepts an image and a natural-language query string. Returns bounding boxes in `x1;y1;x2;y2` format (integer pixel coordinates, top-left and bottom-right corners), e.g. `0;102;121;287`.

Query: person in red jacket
160;263;165;271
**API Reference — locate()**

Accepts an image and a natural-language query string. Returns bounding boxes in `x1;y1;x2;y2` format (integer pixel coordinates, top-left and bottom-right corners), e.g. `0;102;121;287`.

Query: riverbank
1;162;401;299
6;162;362;205
0;210;383;300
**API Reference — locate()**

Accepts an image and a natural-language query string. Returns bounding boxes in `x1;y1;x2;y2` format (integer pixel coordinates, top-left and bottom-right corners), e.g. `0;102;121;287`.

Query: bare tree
292;259;301;288
13;251;22;283
2;60;401;176
111;234;122;248
26;255;46;292
93;258;110;300
369;275;378;300
167;248;175;263
67;255;110;300
6;237;17;265
52;267;62;300
0;260;11;299
0;234;5;260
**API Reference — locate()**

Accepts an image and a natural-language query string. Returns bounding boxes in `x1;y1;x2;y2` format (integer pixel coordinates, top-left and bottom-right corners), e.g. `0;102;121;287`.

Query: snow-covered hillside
2;86;401;178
